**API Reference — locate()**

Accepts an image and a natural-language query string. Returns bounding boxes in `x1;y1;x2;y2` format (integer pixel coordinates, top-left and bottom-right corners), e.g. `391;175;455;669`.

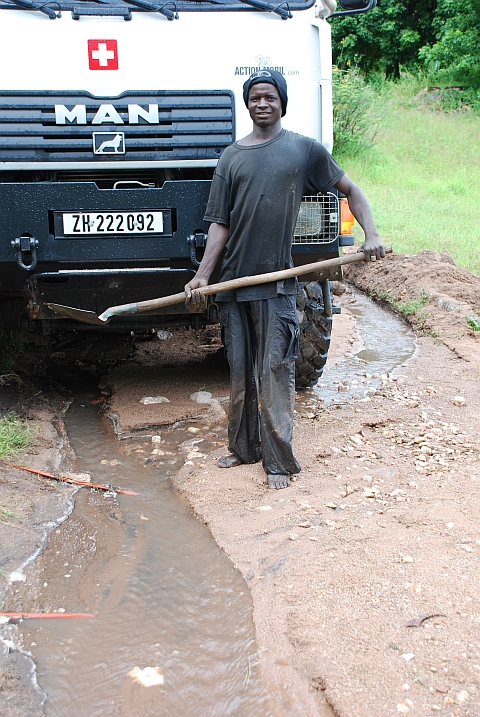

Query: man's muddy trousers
220;295;302;476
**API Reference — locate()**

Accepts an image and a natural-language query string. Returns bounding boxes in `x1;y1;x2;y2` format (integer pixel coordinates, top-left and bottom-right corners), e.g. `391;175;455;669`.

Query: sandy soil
1;249;480;716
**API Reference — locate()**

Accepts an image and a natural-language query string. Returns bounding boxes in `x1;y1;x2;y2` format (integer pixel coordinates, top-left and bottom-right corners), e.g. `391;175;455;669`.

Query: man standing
185;70;385;489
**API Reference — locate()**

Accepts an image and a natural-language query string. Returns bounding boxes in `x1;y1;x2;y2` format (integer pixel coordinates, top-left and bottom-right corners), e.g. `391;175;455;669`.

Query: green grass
335;82;480;275
0;414;33;458
0;504;21;525
466;315;480;331
374;288;430;325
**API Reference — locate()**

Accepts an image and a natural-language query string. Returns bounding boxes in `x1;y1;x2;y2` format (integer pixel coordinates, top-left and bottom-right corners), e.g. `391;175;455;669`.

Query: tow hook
187;232;207;267
12;235;39;271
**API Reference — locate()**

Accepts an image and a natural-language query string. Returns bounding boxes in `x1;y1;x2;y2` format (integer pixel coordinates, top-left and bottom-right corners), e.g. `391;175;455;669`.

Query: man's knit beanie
242;69;288;117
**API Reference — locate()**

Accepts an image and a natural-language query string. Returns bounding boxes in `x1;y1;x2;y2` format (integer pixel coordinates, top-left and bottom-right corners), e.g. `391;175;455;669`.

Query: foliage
466;315;480;331
331;0;480;103
332;68;382;157
331;0;438;78
419;0;480;74
0;414;33;458
375;289;429;317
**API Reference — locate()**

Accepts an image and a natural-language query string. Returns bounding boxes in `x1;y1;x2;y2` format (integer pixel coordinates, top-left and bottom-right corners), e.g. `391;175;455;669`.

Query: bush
332;68;383;158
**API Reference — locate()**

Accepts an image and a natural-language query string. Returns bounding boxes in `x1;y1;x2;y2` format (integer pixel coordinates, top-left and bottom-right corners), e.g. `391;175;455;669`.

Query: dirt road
1;249;479;716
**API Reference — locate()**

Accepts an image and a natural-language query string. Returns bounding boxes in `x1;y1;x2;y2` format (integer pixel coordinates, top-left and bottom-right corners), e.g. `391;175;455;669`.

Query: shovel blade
47;303;107;325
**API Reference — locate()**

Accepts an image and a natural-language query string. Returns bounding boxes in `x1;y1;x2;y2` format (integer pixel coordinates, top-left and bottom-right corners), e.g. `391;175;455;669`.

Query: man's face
247;82;282;127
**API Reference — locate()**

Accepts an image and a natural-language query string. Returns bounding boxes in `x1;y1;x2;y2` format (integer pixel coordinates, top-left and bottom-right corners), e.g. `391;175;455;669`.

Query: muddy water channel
7;292;416;717
10;395;280;717
317;292;416;405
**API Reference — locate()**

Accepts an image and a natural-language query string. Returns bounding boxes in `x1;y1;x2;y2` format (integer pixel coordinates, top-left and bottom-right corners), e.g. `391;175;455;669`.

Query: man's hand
184;222;230;307
185;276;209;306
359;234;386;262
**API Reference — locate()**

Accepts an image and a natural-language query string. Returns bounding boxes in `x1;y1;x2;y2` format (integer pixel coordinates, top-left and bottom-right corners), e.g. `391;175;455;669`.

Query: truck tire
295;281;332;389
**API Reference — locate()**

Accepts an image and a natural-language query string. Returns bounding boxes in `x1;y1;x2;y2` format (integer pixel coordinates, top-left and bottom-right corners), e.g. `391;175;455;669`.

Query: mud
1;248;480;716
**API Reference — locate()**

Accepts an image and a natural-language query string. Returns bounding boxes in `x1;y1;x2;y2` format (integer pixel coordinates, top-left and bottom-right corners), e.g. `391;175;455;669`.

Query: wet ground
1;257;480;715
6;387;283;717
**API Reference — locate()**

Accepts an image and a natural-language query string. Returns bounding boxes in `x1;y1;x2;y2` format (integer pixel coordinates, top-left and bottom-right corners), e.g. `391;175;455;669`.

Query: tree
330;0;438;78
420;0;480;82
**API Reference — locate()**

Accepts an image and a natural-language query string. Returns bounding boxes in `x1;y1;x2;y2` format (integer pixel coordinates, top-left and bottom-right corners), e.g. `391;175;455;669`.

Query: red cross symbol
88;40;118;71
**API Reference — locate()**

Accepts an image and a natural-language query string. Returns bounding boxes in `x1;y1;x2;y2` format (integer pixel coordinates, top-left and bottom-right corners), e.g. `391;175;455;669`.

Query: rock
140;396;170;404
190;391;213;404
401;653;415;662
455;690;469;705
325;503;337;510
156;330;173;340
397;704;410;713
437;297;470;312
408;401;420;408
151;435;162;443
402;555;414;563
64;471;91;482
338;385;349;393
187;427;201;434
289;533;299;540
178;437;204;450
452;396;466;407
204;399;226;425
460;544;472;553
128;666;164;687
331;281;346;296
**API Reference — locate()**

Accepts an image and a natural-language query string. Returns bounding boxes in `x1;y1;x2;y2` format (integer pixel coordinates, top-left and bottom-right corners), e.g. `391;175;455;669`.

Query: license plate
62;211;164;236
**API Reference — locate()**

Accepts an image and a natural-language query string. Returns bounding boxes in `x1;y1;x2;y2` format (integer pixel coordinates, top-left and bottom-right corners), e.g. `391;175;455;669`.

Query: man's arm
334;173;385;261
184;222;230;305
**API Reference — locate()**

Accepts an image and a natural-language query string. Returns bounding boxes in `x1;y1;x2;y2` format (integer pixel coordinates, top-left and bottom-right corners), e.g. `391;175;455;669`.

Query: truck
0;0;375;387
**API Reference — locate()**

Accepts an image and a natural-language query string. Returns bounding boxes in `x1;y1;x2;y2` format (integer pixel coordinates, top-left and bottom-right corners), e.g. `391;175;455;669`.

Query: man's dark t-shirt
203;129;345;302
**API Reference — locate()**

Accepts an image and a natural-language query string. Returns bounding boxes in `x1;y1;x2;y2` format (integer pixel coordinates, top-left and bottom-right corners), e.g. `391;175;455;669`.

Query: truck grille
0;90;234;162
293;193;339;244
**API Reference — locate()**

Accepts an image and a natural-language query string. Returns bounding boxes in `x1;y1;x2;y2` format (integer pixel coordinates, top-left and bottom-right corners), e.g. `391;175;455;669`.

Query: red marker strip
2;463;138;496
1;612;94;620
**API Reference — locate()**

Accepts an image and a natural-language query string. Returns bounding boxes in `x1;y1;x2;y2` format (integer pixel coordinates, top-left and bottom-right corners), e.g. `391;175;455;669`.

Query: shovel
47;247;391;326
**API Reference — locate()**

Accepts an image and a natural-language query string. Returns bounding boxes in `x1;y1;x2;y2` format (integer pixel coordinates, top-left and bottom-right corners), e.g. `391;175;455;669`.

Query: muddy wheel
295;280;333;389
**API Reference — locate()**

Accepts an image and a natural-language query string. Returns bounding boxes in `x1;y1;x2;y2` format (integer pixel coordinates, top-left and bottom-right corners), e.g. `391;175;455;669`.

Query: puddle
315;292;416;406
8;392;281;717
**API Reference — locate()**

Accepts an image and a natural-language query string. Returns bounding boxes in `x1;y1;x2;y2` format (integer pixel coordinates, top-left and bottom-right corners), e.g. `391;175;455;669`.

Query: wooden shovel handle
102;248;391;321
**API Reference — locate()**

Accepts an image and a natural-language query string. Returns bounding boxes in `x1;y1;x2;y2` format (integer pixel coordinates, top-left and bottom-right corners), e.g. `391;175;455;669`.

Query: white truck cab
0;0;375;385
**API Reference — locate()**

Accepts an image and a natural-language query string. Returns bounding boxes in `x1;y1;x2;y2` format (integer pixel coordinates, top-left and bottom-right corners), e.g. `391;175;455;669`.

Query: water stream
12;396;280;717
8;291;416;716
317;292;416;405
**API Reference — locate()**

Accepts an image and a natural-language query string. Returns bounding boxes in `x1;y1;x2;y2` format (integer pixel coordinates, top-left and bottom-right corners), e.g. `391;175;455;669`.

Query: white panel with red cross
88;40;118;70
